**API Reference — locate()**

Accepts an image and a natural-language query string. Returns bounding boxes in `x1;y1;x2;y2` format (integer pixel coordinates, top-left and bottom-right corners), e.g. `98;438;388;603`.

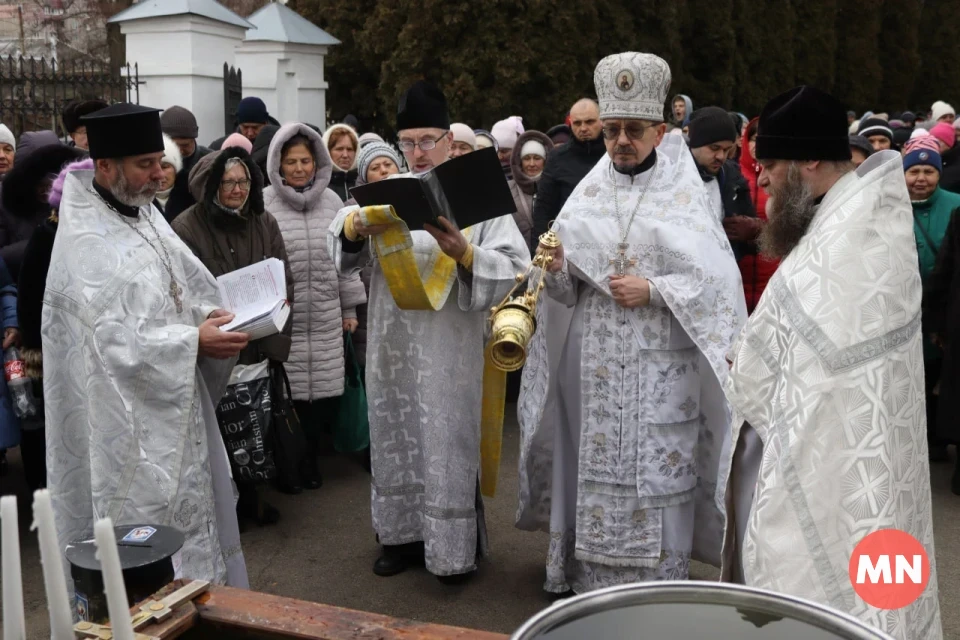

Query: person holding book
264;122;366;490
329;79;530;583
172;145;295;524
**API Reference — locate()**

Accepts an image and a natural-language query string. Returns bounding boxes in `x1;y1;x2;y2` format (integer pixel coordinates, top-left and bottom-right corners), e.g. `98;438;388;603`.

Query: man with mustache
43;103;250;597
517;52;746;595
720;87;942;640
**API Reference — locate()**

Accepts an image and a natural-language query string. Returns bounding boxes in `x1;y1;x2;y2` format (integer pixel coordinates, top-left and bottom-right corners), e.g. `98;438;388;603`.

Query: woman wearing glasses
173;146;295;527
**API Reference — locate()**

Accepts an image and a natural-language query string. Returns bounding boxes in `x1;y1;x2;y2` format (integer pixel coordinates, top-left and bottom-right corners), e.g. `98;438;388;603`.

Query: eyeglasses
397;131;449;152
221;179;252;191
601;123;651;141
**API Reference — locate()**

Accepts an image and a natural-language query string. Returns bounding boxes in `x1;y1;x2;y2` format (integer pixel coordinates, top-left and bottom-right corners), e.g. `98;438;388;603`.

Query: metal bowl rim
510;581;894;640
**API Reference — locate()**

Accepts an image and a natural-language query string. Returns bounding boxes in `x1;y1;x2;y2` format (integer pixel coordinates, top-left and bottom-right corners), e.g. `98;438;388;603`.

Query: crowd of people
0;47;955;640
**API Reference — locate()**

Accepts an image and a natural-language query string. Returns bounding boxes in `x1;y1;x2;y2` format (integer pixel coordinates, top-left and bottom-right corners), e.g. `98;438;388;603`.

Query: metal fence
223;63;242;136
0;56;139;138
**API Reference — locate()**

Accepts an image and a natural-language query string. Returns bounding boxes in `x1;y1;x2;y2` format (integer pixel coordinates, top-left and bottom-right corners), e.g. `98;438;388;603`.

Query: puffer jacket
172;146;293;365
264;123;366;401
508;130;554;248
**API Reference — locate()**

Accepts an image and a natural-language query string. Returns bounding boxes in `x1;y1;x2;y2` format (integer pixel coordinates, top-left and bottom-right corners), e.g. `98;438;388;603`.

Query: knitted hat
688;106;738;148
356;141;402;186
0;124;13;148
901;111;916;124
857;118;894;144
931;100;955;122
222;132;253;154
849;135;874;158
160;105;199;139
520;139;547;159
450;123;476;149
929;122;956;148
236;97;270;125
903;137;941;173
358;132;384;148
161;133;183;173
491;116;524;150
474;129;498;151
396;80;449;131
755;86;851;161
910;128;931;140
62;99;108;134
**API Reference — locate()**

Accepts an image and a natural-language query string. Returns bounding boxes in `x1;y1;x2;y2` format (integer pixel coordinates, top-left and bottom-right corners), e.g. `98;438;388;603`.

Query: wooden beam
192;585;510;640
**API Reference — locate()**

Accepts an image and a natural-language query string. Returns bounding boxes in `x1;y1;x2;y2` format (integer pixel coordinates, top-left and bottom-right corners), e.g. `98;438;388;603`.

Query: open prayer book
216;258;290;340
348;146;516;231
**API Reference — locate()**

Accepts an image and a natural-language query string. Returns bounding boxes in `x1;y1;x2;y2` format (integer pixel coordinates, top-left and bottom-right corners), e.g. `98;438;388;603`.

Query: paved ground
5;413;960;639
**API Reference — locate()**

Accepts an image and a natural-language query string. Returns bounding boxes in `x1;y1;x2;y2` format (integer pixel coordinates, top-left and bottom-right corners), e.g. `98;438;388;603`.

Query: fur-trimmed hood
266;122;333;212
1;141;84;218
323;123;359;172
509;130;554;196
188;146;264;216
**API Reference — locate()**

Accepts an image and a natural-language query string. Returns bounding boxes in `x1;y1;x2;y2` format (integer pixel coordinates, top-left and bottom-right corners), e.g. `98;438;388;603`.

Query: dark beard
758;164;817;259
110;169;161;207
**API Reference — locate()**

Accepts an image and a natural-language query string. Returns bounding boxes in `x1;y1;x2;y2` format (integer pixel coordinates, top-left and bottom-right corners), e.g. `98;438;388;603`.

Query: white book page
216;258;286;313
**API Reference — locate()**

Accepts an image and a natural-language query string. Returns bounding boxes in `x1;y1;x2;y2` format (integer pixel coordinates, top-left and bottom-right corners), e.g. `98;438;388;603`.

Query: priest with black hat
719;86;942;640
43;103;250;599
328;80;529;582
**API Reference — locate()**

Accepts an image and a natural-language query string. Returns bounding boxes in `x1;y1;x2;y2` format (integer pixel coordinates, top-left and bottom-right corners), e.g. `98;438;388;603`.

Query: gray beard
110;170;161;207
758;163;818;260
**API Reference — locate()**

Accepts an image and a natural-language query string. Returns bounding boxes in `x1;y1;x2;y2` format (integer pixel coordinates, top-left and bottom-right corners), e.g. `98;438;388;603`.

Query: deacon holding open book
42;104;249;596
329;80;530;582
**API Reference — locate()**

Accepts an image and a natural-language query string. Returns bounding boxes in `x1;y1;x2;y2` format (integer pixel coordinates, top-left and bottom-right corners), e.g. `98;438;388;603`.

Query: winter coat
324;124;360;201
264;123;366;401
0;134;82;280
531;134;607;253
162;144;213;222
697;156;756;261
18;216;56;357
938;144;960;195
172;147;294;365
738;117;779;313
0;256;18;450
508;130;554;249
923;208;960;441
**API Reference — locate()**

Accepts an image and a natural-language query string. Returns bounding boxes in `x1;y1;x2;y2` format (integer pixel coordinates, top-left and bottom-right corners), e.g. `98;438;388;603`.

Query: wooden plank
194;585;510;640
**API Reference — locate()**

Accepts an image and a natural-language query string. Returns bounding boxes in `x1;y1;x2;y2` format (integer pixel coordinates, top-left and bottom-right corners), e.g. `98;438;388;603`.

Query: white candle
31;489;75;640
93;518;135;640
2;495;26;640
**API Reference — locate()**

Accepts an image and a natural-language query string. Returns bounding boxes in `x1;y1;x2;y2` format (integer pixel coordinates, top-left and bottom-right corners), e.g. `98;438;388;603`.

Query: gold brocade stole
361;206;506;498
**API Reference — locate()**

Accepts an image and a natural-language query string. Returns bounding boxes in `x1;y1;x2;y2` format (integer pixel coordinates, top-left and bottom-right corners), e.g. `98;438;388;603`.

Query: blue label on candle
121;526;157;543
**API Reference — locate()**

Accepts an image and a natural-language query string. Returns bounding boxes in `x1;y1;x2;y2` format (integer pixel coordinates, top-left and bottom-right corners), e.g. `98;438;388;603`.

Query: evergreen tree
679;0;736;108
912;0;960;111
733;0;795;116
792;0;838;93
877;0;921;111
833;0;883;111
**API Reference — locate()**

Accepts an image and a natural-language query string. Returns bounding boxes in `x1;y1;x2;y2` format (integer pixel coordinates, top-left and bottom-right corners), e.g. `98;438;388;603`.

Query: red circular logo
848;529;930;610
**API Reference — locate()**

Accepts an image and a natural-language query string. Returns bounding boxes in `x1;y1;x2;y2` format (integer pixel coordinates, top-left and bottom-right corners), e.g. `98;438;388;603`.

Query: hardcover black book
348;146;517;231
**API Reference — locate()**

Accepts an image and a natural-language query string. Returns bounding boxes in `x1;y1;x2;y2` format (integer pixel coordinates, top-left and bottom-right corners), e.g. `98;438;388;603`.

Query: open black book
348;146;517;231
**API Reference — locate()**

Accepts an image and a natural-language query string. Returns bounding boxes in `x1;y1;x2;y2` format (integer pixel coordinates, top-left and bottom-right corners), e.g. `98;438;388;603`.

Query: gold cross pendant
610;244;636;276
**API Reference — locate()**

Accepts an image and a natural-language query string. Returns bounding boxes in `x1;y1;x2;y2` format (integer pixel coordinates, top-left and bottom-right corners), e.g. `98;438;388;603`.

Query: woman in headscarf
507;130;553;250
172;146;294;526
0;125;14;180
323;123;360;201
155;134;183;219
264;123;366;487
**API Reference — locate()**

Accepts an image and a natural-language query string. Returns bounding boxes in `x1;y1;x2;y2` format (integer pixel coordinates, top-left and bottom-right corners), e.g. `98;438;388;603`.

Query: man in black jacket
531;98;606;251
687;106;759;260
160;105;212;221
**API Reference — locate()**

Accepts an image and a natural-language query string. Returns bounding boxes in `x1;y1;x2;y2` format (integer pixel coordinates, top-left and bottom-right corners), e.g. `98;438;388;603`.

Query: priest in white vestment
719;86;942;640
516;52;747;594
328;81;529;581
43;104;249;596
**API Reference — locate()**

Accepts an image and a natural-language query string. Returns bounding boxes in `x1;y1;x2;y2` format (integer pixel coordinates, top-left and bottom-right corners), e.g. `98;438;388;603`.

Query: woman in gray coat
264;123;366;489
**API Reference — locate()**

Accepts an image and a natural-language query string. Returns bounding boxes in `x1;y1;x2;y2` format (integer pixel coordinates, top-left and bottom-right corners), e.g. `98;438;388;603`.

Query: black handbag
269;363;307;489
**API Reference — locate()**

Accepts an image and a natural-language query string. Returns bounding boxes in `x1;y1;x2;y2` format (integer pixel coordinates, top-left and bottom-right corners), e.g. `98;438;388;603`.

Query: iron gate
0;56;139;138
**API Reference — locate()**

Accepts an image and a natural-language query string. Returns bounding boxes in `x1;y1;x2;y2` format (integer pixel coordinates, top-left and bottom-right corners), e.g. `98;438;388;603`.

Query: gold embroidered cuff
459;243;475;270
344;211;360;242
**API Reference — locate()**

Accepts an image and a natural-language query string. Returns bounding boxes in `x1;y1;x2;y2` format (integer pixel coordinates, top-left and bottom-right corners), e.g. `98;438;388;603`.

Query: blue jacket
0;255;19;449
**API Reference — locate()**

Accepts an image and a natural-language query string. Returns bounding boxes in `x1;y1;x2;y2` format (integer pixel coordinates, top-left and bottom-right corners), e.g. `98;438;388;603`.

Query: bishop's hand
540;243;564;272
424;217;469;261
609;274;651;308
199;312;250;359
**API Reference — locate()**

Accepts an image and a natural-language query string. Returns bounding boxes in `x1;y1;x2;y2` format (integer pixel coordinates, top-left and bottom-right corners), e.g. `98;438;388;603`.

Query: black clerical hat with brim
81;103;165;160
755;86;851;162
396;80;450;132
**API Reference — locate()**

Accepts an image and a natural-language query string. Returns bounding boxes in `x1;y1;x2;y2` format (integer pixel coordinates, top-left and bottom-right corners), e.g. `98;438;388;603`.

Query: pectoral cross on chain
170;280;184;314
610;243;637;276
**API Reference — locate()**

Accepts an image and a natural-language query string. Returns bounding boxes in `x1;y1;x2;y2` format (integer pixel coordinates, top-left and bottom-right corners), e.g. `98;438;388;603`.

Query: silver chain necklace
92;190;184;313
609;162;653;276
